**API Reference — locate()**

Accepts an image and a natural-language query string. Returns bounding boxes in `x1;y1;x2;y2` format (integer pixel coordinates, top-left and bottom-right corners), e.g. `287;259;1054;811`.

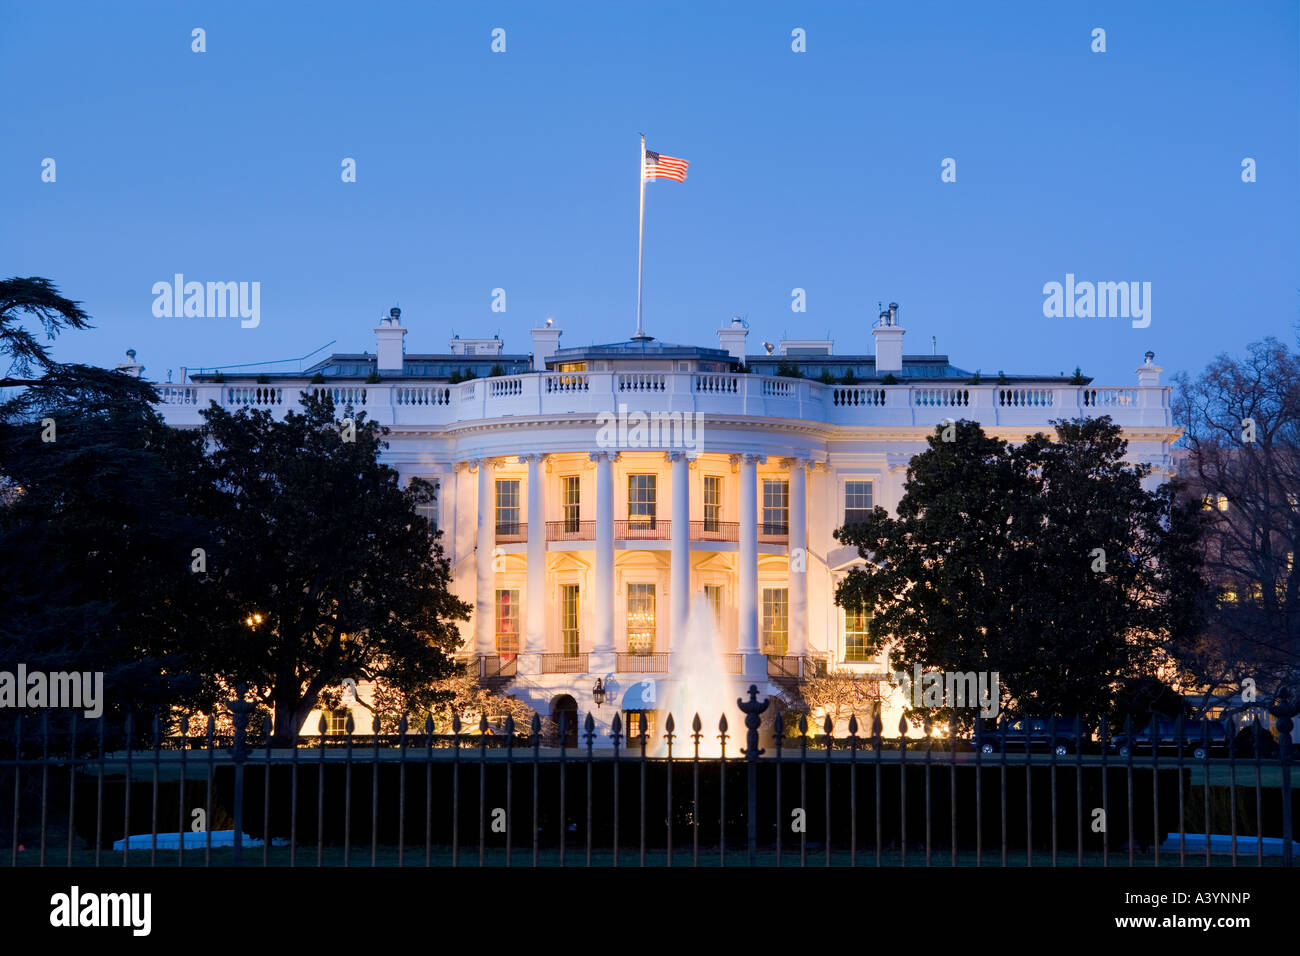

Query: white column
521;454;546;670
591;451;616;666
738;454;761;668
787;458;808;658
669;452;690;652
474;458;496;656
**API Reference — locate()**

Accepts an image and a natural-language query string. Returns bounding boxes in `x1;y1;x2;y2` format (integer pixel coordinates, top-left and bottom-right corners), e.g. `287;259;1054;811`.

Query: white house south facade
154;305;1179;745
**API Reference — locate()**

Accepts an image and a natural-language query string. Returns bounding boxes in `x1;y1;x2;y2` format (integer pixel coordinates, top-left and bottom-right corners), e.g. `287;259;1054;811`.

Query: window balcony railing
495;522;527;544
614;519;670;540
690;520;739;542
616;652;668;673
546;520;596;541
541;652;589;673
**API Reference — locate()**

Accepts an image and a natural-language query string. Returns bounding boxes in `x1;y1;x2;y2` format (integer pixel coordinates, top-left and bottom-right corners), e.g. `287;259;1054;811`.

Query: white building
156;305;1177;744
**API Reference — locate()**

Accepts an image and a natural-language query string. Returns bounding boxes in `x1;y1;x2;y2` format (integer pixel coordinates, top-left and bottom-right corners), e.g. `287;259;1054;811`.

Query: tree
834;417;1205;728
369;669;546;737
183;393;471;745
0;277;92;387
1172;337;1300;695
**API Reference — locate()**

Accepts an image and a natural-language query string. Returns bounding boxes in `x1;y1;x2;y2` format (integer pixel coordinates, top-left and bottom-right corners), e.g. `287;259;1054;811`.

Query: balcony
617;652;669;673
614;519;670;540
546;520;596;542
157;374;1172;433
690;520;739;542
541;652;589;673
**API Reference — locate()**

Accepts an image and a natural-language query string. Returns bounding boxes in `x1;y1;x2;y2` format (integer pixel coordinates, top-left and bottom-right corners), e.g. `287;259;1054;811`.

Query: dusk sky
2;1;1296;386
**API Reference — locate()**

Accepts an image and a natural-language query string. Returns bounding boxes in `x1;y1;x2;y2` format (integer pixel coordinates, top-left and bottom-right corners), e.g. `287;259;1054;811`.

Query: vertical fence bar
639;719;647;867
899;715;908;869
1022;719;1031;868
316;713;327;867
230;691;251;869
1124;716;1134;867
1075;716;1084;868
923;716;932;868
1253;721;1263;867
504;715;515;869
67;713;79;868
262;714;272;868
1151;724;1160;868
425;717;434;868
693;714;702;868
611;712;622;869
559;712;568;868
585;713;594;868
290;715;299;868
719;715;727;868
452;713;462;868
849;715;858;867
1099;716;1109;867
1276;703;1294;869
665;714;674;869
477;714;487;868
371;716;381;868
96;717;104;868
531;714;540;869
148;713;159;868
873;711;883;869
398;717;408;868
123;712;133;867
999;720;1008;867
40;713;50;867
799;715;807;868
1175;714;1186;867
823;715;832;868
12;716;24;868
973;714;983;868
1048;717;1058;868
1201;720;1211;869
774;714;783;868
344;713;355;868
950;714;958;868
1227;716;1237;867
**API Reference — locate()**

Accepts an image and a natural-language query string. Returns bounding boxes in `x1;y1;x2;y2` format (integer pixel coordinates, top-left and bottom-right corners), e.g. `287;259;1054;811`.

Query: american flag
643;149;689;182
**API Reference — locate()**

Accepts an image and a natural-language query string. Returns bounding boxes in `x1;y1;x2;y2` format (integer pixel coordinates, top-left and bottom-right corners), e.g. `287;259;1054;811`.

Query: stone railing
156;373;1172;430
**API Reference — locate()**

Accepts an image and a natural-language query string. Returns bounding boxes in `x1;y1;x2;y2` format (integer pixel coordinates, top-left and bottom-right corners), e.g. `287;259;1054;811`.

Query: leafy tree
182;393;470;745
0;277;92;387
834;417;1205;727
369;669;546;737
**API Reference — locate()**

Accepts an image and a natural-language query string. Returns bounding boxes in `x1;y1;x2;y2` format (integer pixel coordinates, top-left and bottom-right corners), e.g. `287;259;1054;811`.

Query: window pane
762;587;788;655
763;480;788;534
845;607;873;662
563;476;581;531
704;475;722;532
628;475;657;527
627;583;655;654
845;480;873;525
704;585;724;630
496;588;520;653
415;481;438;532
496;479;521;535
561;584;580;656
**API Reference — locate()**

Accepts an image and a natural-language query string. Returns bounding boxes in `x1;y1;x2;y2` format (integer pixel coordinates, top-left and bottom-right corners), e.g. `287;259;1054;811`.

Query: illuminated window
496;589;520;653
844;480;873;525
762;587;788;655
704;475;722;532
628;475;657;529
496;479;521;535
623;710;656;744
1217;494;1229;512
562;476;581;532
561;584;580;656
627;583;655;654
325;708;350;735
762;480;789;535
845;608;873;662
414;481;438;531
704;584;724;629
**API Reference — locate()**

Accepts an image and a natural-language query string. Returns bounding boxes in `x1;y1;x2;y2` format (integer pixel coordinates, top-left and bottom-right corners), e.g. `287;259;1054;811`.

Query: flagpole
634;133;649;340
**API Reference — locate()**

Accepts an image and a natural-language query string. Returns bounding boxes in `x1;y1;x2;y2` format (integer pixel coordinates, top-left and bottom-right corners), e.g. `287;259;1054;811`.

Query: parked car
971;716;1092;756
1109;717;1227;759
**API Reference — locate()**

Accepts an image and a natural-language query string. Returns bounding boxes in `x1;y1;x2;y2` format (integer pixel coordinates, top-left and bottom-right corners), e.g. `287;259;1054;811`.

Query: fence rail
1;692;1294;867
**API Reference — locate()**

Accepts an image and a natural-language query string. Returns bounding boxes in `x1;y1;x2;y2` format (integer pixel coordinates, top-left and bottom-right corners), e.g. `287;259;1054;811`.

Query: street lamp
592;678;606;709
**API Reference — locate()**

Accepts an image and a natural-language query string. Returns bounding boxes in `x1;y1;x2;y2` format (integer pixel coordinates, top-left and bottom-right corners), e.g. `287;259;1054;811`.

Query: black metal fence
1;686;1294;867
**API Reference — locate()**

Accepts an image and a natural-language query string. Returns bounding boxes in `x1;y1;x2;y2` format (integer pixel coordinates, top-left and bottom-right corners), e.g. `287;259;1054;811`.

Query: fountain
657;594;748;757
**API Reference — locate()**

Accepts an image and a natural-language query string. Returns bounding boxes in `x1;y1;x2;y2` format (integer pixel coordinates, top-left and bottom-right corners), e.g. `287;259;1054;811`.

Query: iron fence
0;687;1295;867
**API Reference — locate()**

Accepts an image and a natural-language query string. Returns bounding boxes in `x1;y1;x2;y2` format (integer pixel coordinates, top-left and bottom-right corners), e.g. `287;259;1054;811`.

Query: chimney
1136;350;1161;386
530;319;562;370
717;316;749;364
115;349;145;378
872;302;904;374
375;306;407;371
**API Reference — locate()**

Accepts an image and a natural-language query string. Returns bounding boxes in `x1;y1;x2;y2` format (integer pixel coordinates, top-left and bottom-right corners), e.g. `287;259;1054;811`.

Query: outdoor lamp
592;678;606;708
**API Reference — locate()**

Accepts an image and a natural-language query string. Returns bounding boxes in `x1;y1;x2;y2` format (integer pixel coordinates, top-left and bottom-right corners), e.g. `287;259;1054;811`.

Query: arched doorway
551;694;579;747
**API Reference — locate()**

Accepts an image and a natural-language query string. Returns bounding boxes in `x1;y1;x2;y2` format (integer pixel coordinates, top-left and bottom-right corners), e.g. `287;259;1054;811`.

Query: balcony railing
495;522;527;544
157;374;1173;434
614;519;670;540
617;652;669;673
546;520;596;541
690;520;739;542
541;652;588;673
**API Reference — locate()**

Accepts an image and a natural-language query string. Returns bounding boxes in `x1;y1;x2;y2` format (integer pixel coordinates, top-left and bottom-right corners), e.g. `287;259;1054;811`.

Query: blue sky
2;1;1296;386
